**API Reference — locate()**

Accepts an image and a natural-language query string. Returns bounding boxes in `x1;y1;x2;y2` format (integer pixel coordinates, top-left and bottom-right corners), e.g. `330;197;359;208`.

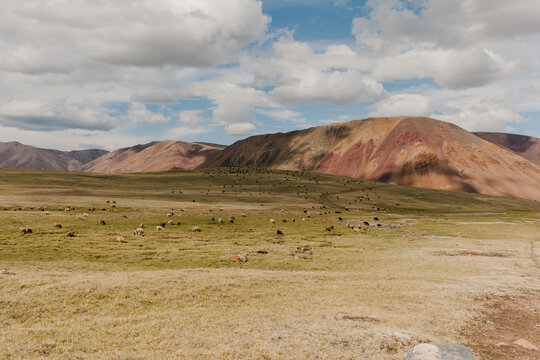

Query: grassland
0;168;539;359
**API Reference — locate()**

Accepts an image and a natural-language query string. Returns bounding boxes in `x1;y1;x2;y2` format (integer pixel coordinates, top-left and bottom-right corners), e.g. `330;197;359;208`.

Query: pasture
0;168;539;359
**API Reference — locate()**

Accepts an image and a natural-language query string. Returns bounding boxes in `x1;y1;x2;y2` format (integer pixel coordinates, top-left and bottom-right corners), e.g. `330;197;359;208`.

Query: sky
0;0;539;151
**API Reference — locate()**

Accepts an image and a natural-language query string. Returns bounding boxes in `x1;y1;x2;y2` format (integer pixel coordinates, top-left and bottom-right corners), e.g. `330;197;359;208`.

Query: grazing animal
116;236;127;243
228;217;234;223
364;221;370;226
99;219;106;225
218;218;224;224
166;220;173;225
167;213;173;217
377;224;382;227
54;223;62;228
276;230;283;235
374;217;379;221
82;213;89;217
133;228;145;236
160;221;167;227
325;225;335;231
176;221;181;225
156;226;164;231
270;218;276;224
191;226;201;232
139;223;145;228
338;217;343;221
66;232;75;237
362;226;370;231
19;227;32;234
229;254;248;262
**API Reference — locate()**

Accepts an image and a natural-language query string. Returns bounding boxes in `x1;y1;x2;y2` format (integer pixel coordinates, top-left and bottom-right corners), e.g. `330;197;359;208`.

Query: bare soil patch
463;293;540;360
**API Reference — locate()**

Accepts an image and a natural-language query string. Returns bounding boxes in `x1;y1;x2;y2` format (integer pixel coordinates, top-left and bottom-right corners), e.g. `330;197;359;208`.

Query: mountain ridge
1;117;539;200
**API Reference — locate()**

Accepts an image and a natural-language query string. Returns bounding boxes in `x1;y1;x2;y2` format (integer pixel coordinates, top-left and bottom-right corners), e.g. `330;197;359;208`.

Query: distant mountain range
0;142;107;171
473;132;539;165
1;117;539;200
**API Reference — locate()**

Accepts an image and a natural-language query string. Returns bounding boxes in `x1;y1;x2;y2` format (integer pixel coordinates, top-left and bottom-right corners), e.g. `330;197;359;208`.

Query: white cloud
0;125;150;151
369;94;434;117
257;108;305;122
168;126;209;139
124;103;170;125
190;82;274;124
432;98;525;133
0;100;116;131
270;68;384;106
179;110;206;125
0;0;269;70
0;0;539;148
224;122;256;136
131;92;178;105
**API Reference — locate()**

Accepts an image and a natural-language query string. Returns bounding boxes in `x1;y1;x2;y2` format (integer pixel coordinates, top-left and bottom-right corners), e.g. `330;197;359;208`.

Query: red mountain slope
203;117;540;200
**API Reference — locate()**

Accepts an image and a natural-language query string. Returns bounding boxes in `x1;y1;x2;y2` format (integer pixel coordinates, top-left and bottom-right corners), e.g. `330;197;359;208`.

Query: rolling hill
203;117;540;200
81;140;224;173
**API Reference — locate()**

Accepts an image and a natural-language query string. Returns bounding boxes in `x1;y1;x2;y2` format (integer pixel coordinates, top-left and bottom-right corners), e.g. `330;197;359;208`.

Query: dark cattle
277;230;283;235
364;221;370;226
374;217;379;221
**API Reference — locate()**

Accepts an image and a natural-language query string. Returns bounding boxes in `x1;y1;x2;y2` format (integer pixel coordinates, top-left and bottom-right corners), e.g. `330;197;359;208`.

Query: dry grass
0;168;539;359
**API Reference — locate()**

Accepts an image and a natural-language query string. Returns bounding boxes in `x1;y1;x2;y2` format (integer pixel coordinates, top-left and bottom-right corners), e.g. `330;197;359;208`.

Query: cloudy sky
0;0;539;150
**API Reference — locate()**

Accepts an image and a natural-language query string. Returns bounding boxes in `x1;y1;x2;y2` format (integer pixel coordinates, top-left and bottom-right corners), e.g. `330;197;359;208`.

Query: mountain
203;117;540;200
45;149;109;164
82;140;223;173
474;132;540;165
0;141;83;171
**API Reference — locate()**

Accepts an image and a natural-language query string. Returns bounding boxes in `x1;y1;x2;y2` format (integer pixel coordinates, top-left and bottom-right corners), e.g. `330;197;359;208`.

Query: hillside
0;141;83;171
45;148;109;164
82;140;223;173
203;117;540;200
474;132;540;165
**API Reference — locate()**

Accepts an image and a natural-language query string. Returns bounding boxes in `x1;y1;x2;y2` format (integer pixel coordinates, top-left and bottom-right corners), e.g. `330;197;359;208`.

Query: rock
407;343;476;360
513;338;539;350
381;331;412;346
495;342;508;347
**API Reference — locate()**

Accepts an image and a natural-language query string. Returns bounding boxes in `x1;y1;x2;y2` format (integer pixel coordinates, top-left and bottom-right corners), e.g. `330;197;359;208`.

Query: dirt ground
463;293;540;360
